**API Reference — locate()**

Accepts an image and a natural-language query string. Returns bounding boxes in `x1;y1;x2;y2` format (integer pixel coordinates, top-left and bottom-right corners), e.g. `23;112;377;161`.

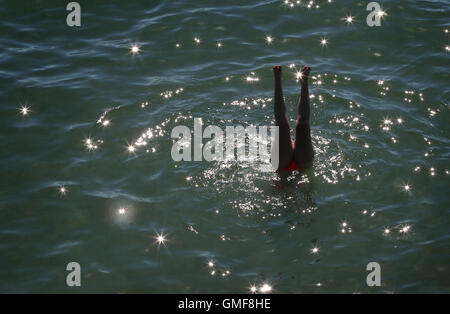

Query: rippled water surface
0;0;449;293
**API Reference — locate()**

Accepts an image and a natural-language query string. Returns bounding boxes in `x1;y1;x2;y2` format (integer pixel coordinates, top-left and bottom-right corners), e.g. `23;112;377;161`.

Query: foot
273;65;282;79
300;66;311;84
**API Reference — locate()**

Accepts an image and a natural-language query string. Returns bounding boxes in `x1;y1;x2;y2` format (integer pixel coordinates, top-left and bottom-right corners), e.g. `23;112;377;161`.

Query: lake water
0;0;449;293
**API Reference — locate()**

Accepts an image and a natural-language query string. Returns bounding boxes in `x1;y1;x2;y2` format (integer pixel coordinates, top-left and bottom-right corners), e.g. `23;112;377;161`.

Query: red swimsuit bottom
279;160;304;172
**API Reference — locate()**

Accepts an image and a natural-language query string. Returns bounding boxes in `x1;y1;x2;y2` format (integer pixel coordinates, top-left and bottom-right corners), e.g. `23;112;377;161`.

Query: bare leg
294;66;314;167
273;65;294;170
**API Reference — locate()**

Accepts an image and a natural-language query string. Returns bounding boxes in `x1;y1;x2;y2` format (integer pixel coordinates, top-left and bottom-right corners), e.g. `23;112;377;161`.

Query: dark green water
0;0;449;293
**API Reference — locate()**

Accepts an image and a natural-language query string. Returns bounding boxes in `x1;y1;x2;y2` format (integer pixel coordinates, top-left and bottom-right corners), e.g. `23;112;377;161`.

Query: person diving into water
273;65;314;172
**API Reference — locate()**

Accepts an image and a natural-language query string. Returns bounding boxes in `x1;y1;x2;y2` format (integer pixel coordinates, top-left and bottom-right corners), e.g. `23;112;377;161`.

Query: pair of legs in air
273;65;314;171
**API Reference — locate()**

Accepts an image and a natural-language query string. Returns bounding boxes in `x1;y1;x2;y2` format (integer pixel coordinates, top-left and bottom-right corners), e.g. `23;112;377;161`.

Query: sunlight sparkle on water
295;71;303;80
259;283;272;293
130;45;141;54
18;105;31;116
59;186;67;196
266;36;273;44
320;37;328;47
118;207;126;215
345;15;354;24
127;145;136;153
246;74;260;82
154;232;168;248
430;167;436;176
400;225;411;234
340;221;352;233
84;137;98;151
157;235;165;243
382;118;393;131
